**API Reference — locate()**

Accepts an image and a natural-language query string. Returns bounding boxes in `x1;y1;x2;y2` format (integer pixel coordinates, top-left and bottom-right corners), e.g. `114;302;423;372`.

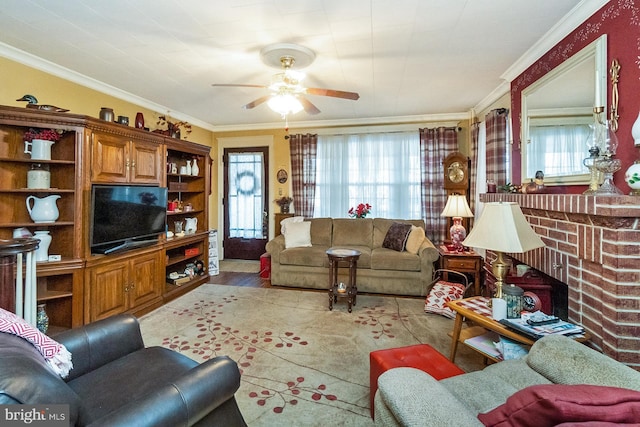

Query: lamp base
491;251;509;299
450;217;466;251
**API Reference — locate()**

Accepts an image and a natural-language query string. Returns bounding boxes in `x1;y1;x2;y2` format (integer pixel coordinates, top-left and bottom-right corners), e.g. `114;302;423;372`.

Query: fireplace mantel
480;193;640;368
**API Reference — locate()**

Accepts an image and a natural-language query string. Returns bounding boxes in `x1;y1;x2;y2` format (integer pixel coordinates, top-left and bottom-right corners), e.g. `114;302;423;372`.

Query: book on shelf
499;317;584;340
464;332;530;360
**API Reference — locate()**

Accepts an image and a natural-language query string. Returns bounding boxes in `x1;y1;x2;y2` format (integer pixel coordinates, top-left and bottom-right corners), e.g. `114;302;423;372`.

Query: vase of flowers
274;196;293;213
348;203;371;218
23;128;62;161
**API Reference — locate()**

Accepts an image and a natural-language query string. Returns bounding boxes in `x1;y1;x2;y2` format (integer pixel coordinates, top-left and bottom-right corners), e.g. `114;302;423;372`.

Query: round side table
326;248;361;313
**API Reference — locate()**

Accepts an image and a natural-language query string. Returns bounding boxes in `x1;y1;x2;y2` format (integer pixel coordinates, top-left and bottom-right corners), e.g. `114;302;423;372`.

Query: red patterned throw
424;281;466;319
0;308;72;378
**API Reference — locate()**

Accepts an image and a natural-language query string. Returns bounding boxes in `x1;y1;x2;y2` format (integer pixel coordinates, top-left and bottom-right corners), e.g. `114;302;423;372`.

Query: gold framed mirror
520;35;607;186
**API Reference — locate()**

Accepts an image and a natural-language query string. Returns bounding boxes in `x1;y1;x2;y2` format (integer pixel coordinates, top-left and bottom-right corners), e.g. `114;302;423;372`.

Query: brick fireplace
480;193;640;368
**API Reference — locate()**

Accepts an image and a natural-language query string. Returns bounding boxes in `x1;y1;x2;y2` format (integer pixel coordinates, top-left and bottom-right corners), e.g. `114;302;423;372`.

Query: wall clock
443;152;469;192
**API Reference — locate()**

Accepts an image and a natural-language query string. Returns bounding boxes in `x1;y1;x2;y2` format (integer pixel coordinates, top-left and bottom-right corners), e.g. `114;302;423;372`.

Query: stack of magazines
499;312;585;340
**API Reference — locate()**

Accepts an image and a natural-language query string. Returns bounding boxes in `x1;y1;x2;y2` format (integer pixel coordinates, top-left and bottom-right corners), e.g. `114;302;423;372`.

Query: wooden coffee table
326;248;361;313
446;296;590;363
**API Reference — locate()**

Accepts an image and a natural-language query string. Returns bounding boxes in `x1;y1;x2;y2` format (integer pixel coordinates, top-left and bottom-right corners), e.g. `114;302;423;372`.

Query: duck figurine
16;94;69;112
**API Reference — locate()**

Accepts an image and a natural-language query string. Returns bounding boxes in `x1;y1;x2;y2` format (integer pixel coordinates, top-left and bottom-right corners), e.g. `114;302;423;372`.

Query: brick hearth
480;193;640;368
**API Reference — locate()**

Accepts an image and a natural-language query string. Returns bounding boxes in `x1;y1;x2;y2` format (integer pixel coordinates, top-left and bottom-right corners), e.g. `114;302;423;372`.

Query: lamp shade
462;202;544;253
440;194;473;218
268;93;303;116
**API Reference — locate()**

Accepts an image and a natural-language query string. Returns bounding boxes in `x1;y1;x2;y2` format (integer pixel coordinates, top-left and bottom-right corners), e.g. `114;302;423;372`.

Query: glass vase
36;303;49;333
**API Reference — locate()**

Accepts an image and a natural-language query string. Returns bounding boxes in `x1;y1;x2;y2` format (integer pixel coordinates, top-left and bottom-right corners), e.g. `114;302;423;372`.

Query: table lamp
462;202;544;298
440;194;474;251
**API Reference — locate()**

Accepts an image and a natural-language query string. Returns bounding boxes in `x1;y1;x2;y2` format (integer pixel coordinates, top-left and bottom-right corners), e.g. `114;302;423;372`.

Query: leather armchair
0;313;247;426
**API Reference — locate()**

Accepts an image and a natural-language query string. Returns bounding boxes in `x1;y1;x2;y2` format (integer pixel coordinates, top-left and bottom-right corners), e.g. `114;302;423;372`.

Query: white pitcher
26;194;61;223
24;139;55;160
185;217;197;234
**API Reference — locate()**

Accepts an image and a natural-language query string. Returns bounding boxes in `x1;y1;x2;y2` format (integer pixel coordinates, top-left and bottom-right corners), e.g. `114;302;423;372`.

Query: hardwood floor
210;271;272;288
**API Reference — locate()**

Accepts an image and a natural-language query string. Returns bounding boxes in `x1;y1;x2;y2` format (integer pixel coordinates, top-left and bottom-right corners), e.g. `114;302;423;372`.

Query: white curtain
527;123;590;177
472;122;487;257
314;132;422;219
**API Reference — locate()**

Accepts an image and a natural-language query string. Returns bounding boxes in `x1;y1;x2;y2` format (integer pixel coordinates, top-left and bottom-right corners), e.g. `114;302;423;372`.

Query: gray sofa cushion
280;245;331;267
333;218;372;247
309;218;333;247
526;334;640;391
371;248;421;271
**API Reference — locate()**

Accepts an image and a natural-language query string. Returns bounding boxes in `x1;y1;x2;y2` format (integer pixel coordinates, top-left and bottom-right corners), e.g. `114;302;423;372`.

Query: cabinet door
87;260;129;322
91;133;131;183
128;251;162;308
130;140;162;184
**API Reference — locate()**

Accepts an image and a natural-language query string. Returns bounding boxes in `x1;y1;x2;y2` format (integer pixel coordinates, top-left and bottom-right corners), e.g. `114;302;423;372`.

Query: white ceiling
0;0;606;131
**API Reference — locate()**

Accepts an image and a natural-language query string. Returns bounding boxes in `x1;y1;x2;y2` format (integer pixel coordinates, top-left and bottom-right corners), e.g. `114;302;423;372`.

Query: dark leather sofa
0;313;247;426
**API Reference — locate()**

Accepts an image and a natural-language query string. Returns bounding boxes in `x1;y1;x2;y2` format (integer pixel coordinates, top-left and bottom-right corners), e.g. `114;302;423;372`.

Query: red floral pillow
424;281;465;318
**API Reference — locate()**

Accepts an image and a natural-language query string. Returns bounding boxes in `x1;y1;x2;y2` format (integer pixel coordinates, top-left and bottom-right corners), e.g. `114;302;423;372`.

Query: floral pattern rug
139;284;483;426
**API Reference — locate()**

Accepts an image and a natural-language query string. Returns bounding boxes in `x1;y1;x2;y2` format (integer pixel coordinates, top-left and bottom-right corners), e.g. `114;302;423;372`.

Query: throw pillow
424;281;465;319
478;384;640;427
280;215;304;235
382;222;413;252
405;225;426;255
283;221;312;249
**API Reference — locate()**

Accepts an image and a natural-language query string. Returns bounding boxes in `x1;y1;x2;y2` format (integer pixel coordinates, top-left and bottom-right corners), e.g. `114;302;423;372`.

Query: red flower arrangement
348;203;371;219
23;128;62;142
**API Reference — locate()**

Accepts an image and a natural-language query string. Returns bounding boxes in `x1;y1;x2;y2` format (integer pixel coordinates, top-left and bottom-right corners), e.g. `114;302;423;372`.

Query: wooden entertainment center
0;105;211;332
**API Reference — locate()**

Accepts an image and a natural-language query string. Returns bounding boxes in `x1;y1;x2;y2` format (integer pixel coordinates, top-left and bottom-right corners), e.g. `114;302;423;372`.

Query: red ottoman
259;253;271;279
369;344;465;418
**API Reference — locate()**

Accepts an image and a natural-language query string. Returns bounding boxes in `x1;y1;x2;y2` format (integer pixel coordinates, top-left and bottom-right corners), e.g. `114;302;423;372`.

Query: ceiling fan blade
212;83;267;89
299;97;321;115
242;95;270;110
305;88;360;100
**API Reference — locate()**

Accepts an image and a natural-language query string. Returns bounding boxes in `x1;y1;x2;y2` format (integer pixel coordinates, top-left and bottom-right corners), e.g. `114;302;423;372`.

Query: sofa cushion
68;346;198;425
405;225;426;254
0;332;81;423
280;245;331;267
280;215;303;234
371;248;420;271
478;384;640;426
526;334;640;391
329;245;372;268
309;218;333;247
373;218;425;249
332;218;372;247
284;221;312;248
382;222;412;251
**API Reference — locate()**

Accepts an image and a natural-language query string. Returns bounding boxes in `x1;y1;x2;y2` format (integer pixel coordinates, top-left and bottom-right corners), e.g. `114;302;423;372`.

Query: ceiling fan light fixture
268;93;303;116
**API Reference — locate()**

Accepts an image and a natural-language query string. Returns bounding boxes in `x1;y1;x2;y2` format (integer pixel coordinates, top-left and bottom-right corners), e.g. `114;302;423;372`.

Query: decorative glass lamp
462;202;545;299
440;194;473;251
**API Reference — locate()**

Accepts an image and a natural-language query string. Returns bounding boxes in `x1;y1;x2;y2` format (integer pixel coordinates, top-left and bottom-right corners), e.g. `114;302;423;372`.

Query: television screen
90;184;167;254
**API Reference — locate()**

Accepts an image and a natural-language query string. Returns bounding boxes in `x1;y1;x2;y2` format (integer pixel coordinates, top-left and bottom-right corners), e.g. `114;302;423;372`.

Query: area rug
139;284;484;426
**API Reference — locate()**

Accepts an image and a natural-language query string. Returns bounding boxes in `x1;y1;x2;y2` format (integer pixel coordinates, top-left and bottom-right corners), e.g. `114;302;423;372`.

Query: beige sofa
374;334;640;426
265;218;440;296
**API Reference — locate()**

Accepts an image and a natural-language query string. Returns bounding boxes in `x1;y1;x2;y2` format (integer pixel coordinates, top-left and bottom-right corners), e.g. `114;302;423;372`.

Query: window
313;131;422;219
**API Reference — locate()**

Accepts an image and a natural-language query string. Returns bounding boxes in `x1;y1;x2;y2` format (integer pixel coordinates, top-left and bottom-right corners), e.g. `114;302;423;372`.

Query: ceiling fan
212;44;359;116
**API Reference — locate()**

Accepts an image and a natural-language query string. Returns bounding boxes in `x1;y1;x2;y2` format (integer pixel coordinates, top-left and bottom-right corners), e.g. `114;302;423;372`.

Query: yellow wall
2;55;511;233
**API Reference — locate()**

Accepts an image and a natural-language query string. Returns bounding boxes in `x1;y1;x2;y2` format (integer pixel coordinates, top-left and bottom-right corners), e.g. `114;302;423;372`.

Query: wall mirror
521;34;607;185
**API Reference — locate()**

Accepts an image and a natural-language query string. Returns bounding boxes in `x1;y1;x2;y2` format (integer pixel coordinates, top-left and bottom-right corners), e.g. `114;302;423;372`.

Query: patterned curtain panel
288;133;318;218
419;127;459;244
485;109;510;188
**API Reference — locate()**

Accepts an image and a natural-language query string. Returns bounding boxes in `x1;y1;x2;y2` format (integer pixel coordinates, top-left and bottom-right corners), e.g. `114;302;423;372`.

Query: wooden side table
438;246;483;296
326;248;360;313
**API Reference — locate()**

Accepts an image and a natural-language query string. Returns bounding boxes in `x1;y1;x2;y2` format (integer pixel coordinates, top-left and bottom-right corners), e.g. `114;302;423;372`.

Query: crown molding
0;42;216;132
500;0;610;82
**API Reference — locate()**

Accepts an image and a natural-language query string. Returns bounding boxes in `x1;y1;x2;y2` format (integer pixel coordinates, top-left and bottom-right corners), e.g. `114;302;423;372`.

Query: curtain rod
294;122;462;137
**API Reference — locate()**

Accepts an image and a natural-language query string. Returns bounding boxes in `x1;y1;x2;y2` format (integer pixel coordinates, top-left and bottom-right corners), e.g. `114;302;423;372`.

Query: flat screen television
90;184;167;254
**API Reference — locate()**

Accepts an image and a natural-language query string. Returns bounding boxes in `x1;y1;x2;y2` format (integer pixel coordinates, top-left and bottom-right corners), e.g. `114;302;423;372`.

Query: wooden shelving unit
0;105;212;328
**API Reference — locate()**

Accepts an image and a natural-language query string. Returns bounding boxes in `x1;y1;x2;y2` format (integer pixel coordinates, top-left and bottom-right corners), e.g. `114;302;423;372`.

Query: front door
223;147;269;259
